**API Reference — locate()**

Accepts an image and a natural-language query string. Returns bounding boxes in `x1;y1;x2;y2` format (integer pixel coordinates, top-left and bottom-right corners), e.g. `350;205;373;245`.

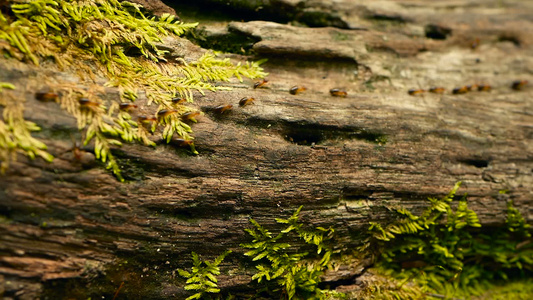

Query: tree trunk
1;0;532;299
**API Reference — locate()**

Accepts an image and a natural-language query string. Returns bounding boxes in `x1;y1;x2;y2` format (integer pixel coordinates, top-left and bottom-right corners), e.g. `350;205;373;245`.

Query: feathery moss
0;0;266;180
362;183;533;299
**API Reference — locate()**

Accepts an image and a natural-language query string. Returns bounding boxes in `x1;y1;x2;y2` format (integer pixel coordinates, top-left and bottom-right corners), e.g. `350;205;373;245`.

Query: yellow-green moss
0;0;267;180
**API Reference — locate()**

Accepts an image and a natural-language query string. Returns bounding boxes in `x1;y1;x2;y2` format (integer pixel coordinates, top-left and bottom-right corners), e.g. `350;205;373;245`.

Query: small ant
138;115;157;124
119;103;138;111
253;79;268;89
452;86;469;94
466;84;478;91
289;86;306;95
138;115;157;132
66;134;89;163
72;141;83;161
174;138;198;154
171;97;187;104
470;38;480;50
175;139;194;147
181;111;200;122
157;109;178;119
329;89;348;97
239;97;254;106
408;89;425;96
477;84;492;92
78;98;102;109
511;80;528;90
428;87;446;94
35;92;59;102
214;104;233;114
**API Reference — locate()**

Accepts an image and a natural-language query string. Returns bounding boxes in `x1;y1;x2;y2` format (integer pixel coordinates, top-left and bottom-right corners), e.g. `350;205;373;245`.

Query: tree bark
0;0;532;299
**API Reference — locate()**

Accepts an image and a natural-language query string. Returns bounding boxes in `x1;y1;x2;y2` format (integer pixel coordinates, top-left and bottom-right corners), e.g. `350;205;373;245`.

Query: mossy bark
1;0;532;299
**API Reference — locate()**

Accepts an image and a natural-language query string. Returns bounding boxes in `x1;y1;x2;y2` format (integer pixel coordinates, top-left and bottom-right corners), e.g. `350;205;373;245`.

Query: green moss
240;206;343;300
364;183;533;299
178;250;232;300
0;0;267;180
478;279;533;300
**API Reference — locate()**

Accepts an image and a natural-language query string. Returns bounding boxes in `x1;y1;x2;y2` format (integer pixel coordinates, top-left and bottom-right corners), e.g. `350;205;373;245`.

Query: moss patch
0;0;266;180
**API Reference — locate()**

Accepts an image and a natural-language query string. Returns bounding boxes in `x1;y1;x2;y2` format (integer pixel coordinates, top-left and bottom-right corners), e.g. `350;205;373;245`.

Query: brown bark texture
0;0;532;299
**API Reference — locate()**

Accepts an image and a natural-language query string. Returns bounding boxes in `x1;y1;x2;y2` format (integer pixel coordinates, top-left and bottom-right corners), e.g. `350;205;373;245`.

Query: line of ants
33;78;347;155
408;80;528;96
211;79;349;114
35;76;526;157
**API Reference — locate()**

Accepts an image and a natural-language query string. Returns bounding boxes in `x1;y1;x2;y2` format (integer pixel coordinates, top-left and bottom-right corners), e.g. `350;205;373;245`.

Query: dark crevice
319;275;357;290
284;127;324;145
111;149;205;181
141;192;251;219
281;121;387;145
341;187;376;200
253;46;359;63
167;1;350;29
242;118;387;145
0;202;76;225
143;206;245;220
391;191;440;202
459;158;490;168
498;34;522;47
168;0;295;24
187;27;261;55
425;24;452;40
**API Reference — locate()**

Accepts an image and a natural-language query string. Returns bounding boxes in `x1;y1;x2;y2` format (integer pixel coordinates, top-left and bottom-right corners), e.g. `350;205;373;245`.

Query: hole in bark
341;187;373;200
319;275;357;290
498;34;521;47
187;27;261;55
284;128;324;145
459;158;489;168
241;119;387;146
280;122;388;146
425;24;452;40
169;1;351;29
168;1;293;24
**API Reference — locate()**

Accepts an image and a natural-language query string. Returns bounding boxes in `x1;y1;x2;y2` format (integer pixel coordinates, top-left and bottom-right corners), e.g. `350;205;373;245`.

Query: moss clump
362;183;533;299
477;279;533;300
0;0;267;180
241;206;343;300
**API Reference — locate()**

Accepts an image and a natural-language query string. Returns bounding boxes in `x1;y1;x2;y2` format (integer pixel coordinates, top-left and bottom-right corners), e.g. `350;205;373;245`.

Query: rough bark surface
1;0;532;299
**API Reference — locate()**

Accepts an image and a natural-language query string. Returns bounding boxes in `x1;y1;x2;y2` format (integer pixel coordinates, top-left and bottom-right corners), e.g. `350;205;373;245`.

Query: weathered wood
0;0;532;298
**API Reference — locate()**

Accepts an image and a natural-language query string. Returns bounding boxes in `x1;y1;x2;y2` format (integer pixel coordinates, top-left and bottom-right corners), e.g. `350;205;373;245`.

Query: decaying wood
0;0;532;298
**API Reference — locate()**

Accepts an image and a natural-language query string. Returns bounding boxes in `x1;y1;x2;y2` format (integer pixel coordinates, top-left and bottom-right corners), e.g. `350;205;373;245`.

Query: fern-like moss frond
241;206;340;300
367;184;533;299
0;0;267;179
178;250;231;300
